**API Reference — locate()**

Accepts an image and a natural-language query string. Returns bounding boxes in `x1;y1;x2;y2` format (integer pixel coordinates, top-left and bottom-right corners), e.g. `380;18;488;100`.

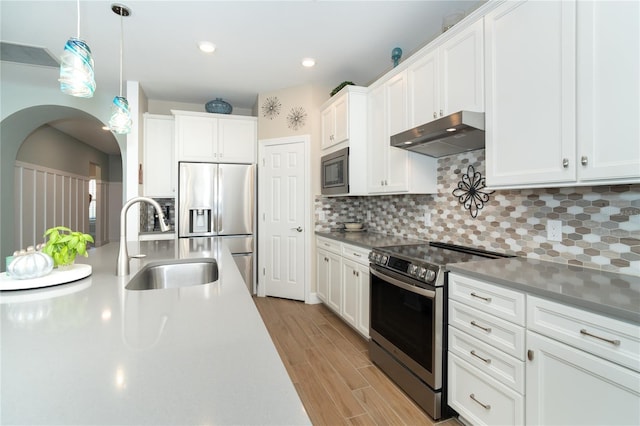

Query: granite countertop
0;239;310;425
448;257;640;325
316;230;426;250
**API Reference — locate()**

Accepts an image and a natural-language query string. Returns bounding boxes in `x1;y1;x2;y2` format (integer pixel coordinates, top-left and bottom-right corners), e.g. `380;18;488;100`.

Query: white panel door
262;141;306;301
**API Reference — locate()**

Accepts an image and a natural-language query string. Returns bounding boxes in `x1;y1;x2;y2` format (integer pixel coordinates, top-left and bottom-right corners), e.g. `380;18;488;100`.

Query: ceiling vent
1;41;59;68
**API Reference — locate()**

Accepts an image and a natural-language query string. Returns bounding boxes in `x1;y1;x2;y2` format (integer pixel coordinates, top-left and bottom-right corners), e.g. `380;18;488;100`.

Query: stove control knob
425;269;436;282
409;264;418;276
368;252;375;262
381;255;388;265
418;267;427;279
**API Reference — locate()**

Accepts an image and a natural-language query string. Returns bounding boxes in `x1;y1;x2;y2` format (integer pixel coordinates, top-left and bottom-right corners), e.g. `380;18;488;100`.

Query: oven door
369;264;443;390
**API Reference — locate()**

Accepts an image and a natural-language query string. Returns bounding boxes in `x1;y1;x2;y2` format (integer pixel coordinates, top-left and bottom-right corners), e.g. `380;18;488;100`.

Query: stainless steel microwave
321;147;349;195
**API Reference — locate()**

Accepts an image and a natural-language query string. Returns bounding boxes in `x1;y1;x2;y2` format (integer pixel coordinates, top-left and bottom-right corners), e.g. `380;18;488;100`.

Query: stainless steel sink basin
125;258;218;290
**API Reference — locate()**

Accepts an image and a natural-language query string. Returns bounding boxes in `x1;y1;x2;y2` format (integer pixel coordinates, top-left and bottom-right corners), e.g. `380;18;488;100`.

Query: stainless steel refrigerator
178;162;255;293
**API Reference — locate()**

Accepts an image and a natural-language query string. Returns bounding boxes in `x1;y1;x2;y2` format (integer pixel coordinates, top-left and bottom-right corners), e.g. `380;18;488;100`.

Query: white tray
0;264;92;291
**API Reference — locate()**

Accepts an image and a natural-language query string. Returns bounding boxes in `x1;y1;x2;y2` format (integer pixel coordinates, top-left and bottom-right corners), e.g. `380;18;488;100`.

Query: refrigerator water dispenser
189;209;212;234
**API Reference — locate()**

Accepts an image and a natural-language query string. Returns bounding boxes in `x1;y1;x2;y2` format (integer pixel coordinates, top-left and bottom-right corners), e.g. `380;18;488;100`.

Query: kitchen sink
125;258;218;290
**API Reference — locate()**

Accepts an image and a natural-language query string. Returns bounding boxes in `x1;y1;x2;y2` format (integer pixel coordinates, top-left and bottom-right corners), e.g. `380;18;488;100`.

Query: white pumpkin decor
8;245;54;280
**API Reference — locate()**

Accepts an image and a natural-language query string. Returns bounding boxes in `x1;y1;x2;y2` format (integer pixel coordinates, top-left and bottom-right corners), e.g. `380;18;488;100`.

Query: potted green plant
42;226;94;268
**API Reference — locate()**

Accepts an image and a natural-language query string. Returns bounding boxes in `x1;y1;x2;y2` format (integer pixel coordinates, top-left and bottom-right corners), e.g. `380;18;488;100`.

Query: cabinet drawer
341;243;370;266
449;300;526;361
527;295;640;372
316;237;341;255
449;273;525;326
448;326;525;394
448;353;524;426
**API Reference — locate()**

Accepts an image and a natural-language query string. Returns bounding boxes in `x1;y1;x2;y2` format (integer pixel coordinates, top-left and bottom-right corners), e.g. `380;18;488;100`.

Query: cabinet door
526;331;640;426
326;251;342;313
576;0;640;183
408;50;439;127
333;95;349;145
218;118;256;163
356;264;370;338
316;248;329;303
367;84;387;193
485;0;576;188
440;19;484;116
341;259;358;328
176;114;218;162
321;106;335;150
143;115;174;197
384;71;409;192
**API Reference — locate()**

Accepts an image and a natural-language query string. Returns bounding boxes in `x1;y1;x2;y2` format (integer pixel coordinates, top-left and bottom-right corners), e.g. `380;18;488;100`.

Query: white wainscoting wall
13;161;110;250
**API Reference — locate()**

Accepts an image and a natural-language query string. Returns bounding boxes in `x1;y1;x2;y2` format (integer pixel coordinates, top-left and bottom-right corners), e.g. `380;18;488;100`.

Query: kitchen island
0;239;310;425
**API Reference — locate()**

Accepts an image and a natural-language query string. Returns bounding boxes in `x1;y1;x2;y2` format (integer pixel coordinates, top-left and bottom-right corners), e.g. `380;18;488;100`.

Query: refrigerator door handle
217;166;222;233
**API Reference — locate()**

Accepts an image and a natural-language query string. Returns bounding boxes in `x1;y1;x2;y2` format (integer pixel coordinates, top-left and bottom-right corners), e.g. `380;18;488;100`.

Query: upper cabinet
321;90;349;150
485;0;639;189
367;73;437;194
409;19;485;127
575;0;640;183
174;110;257;164
142;113;175;197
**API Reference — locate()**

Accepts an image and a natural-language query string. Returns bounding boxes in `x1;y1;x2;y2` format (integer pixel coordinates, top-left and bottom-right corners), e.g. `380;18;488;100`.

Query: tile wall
315;151;640;276
140;198;175;233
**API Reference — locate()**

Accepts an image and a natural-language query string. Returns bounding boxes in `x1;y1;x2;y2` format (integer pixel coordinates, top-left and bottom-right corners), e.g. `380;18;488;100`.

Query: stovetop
369;242;511;286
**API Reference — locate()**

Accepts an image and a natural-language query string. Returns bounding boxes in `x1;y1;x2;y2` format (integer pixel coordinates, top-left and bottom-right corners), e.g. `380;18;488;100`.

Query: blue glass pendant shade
109;96;132;134
59;37;96;98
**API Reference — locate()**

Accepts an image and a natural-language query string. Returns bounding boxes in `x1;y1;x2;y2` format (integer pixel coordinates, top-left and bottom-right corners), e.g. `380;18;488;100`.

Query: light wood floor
254;296;460;426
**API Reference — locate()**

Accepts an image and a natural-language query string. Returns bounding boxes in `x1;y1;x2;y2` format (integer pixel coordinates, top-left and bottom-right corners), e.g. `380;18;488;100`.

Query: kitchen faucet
117;197;171;276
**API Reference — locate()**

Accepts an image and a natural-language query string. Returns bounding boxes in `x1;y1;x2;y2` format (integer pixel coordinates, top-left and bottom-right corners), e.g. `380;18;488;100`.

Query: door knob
292;226;303;232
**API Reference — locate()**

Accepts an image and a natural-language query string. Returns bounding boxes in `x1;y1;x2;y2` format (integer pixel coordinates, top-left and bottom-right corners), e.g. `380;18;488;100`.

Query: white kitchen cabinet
485;0;639;189
526;330;640;426
408;19;484;127
448;272;526;426
315;236;370;338
485;0;576;188
367;78;437;195
142;113;175;197
321;91;348;150
174;110;256;163
576;0;640;184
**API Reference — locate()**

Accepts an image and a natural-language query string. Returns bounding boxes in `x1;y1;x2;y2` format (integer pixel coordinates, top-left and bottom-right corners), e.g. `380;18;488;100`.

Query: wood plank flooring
254;296;460;426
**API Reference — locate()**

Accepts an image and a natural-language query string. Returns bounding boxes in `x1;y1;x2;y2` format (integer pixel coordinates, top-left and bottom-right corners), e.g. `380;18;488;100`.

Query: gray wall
16;125;118;180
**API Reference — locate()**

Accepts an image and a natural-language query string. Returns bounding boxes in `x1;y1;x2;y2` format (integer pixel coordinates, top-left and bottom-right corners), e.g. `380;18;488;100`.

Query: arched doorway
0;105;122;268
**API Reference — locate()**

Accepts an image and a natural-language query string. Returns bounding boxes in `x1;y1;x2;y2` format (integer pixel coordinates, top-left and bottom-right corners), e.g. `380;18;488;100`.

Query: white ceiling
1;0;480;155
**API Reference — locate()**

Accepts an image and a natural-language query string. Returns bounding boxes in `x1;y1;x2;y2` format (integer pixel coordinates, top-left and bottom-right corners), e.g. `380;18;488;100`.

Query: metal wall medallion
287;106;307;131
452;165;494;218
261;96;281;120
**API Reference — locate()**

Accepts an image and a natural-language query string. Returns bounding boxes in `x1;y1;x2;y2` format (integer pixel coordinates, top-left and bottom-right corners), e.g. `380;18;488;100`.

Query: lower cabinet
448;272;640;426
315;236;371;338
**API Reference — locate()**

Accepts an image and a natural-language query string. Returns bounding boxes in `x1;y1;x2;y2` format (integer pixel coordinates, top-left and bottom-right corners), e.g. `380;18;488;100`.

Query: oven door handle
370;267;436;299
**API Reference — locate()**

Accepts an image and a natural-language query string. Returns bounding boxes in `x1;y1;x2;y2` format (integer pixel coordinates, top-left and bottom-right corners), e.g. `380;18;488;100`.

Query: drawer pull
470;320;492;333
470;292;492;302
580;329;621;346
469;394;491;410
353;253;361;257
470;350;491;364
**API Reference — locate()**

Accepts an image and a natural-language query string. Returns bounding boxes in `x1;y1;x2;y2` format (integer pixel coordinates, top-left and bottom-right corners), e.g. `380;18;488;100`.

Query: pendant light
108;4;132;134
59;0;96;97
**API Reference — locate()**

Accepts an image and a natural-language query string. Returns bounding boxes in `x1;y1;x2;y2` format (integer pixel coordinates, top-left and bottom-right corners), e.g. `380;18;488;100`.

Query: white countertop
0;238;310;425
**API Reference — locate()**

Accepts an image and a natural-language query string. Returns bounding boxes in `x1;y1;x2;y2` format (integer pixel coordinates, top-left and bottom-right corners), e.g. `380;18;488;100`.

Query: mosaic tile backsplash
140;198;175;232
315;151;640;276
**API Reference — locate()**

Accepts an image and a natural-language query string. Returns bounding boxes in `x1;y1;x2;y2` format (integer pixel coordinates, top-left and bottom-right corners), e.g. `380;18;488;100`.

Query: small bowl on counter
343;222;365;232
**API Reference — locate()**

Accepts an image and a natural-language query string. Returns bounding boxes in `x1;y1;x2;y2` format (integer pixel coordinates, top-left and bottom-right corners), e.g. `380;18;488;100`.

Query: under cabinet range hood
390;111;485;158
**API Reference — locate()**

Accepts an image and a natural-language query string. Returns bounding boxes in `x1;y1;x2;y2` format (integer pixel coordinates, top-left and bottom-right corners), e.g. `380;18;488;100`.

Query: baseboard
306;292;322;304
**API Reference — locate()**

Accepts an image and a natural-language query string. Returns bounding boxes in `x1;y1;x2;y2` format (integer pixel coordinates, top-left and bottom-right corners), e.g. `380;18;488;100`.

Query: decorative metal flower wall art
287;106;307;131
452;165;494;218
261;96;281;120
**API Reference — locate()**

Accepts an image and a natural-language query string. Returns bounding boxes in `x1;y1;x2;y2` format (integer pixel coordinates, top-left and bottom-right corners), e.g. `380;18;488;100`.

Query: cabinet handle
470;292;491;302
433;112;437;119
470;350;491;364
469;394;491;410
356;271;360;277
562;158;569;168
353;253;361;257
580;329;621;346
581;156;588;166
527;349;534;361
470;320;491;333
439;109;443;117
384;180;388;186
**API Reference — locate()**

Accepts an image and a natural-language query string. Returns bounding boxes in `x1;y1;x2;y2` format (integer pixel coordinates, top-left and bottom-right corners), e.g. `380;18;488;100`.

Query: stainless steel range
368;242;511;420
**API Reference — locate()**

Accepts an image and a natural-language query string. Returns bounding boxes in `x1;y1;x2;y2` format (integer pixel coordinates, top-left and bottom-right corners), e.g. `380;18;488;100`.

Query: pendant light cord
119;11;124;97
76;0;80;38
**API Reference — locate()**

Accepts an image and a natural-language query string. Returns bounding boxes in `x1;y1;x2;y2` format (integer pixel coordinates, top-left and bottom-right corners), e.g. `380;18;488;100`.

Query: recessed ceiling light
198;41;216;53
302;58;316;68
